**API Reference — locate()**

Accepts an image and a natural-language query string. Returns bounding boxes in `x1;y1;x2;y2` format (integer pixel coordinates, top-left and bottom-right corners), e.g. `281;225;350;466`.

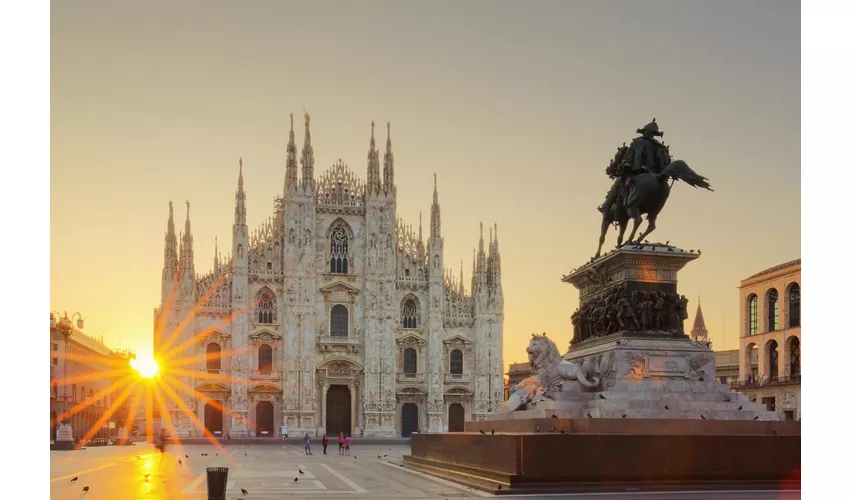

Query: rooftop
743;258;801;282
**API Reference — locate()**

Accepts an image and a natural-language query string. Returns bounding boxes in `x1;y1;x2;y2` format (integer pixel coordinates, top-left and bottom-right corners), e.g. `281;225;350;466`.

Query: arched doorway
204;402;223;436
448;403;465;432
51;411;57;441
401;403;418;437
255;401;274;436
326;385;351;437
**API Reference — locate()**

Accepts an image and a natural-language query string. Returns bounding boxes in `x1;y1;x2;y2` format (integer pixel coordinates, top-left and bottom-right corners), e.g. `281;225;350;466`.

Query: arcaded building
735;259;801;420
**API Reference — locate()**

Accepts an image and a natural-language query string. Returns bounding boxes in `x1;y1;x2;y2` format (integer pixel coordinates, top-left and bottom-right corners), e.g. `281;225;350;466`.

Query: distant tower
690;298;710;344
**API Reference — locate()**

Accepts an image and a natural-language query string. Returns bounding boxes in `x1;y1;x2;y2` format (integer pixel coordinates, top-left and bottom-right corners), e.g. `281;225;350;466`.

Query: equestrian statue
594;119;713;258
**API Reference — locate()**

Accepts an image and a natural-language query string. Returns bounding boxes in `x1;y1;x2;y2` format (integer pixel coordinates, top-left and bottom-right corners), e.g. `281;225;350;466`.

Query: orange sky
50;0;800;370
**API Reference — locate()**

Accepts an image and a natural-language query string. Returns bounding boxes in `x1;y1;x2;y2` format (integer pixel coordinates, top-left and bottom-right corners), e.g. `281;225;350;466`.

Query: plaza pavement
50;442;801;500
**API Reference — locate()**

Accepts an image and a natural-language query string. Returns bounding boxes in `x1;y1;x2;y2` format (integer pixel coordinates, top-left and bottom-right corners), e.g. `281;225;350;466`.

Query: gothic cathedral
154;114;504;438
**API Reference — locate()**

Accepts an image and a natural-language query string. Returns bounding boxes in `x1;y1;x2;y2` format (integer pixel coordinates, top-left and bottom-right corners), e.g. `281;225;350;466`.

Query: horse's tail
662;160;714;191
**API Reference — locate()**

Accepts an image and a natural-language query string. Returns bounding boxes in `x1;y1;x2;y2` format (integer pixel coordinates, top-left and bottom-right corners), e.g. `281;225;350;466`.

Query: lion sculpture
505;333;600;412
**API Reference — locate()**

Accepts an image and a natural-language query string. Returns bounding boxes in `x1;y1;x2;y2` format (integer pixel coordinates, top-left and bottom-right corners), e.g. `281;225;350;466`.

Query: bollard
205;467;229;500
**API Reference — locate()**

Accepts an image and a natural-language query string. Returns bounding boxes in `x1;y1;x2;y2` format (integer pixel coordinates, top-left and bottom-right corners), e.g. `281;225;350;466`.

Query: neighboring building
506;362;533;391
733;259;801;421
714;349;757;386
155;116;504;438
50;314;130;441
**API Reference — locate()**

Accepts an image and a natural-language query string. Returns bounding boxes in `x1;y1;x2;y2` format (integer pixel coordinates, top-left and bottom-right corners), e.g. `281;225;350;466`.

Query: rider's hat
637;118;663;137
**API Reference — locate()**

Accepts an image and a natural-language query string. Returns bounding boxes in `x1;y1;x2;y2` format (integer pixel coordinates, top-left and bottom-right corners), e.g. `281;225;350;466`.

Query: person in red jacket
337;432;345;455
322;433;329;455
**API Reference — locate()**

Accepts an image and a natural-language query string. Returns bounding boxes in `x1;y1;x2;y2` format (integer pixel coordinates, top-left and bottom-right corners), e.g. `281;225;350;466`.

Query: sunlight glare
131;355;160;378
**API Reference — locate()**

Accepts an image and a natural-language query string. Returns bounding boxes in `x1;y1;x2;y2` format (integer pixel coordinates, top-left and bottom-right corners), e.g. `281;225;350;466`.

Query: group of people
303;432;350;456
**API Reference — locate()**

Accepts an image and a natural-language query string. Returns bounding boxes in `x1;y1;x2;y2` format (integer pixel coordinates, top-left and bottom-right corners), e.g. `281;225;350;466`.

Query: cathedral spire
383;121;394;194
214;236;219;271
459;259;465;295
235;158;247;226
690;297;709;343
181;201;195;276
300;111;314;188
366;120;381;195
161;201;179;302
475;222;488;293
430;173;441;239
285;112;298;192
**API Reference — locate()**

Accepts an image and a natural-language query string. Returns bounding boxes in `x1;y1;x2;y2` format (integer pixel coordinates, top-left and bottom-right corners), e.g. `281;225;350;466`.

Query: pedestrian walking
322;434;329;455
338;432;345;455
304;432;313;455
344;436;350;456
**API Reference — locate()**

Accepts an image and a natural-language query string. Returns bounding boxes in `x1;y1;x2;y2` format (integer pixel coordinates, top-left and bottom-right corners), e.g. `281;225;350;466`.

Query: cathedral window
402;299;418;329
767;289;779;332
330;305;349;337
267;262;272;272
330;227;349;274
403;348;417;375
206;343;222;371
747;294;758;335
258;344;273;372
788;283;800;328
256;291;277;324
450;350;463;375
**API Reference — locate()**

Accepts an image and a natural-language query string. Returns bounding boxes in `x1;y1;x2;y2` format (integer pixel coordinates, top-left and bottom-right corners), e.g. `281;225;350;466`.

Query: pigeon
667;248;674;252
664;405;669;410
665;241;669;245
490;429;495;435
587;413;593;418
772;430;777;435
560;429;567;434
622;414;627;419
598;394;606;400
70;477;78;482
498;485;503;491
178;460;182;466
700;415;706;420
299;469;304;475
185;454;189;458
697;249;702;254
242;488;249;494
294;477;299;482
479;430;486;435
82;486;90;492
753;416;759;421
689;249;694;253
535;426;540;432
738;406;743;411
552;415;558;419
354;456;357;459
245;453;248;456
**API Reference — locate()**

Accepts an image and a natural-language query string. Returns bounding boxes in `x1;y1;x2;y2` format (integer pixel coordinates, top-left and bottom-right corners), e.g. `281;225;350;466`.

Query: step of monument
592;390;748;403
586;400;761;412
608;380;739;393
587;408;781;421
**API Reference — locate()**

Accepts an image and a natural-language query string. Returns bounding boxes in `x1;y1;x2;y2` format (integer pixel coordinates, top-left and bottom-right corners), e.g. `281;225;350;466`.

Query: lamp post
51;311;84;421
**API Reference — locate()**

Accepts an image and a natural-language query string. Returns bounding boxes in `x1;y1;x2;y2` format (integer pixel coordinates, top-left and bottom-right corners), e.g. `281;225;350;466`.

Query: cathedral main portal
326;385;352;437
204;402;223;436
255;401;274;436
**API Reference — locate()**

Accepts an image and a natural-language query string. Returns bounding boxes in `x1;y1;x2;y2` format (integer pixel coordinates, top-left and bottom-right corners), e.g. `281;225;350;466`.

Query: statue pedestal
404;246;799;493
52;423;76;451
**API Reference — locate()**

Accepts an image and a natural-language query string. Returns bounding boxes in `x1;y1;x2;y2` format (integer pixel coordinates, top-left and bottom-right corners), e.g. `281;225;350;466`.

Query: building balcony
318;335;361;353
731;374;801;389
250;370;280;381
444;373;471;384
397;373;425;383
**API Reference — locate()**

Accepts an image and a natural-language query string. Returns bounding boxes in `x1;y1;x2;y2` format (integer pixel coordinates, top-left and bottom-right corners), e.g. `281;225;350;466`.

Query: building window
788;282;800;328
789;337;801;376
403;348;417;375
402;299;418;329
330;227;349;274
266;262;272;271
52;343;58;351
206;343;222;371
450;350;463;375
767;340;779;379
747;294;758;335
719;376;728;385
784;410;795;421
767;288;779;332
258;344;273;372
762;396;776;412
256;291;277;324
330;305;349;337
52;357;58;365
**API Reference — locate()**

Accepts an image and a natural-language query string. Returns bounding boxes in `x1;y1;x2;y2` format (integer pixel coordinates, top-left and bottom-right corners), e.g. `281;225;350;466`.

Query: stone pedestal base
403;428;800;494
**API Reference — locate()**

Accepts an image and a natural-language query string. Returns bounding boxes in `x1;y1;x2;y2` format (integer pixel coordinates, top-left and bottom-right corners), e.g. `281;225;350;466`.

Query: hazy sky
51;0;800;368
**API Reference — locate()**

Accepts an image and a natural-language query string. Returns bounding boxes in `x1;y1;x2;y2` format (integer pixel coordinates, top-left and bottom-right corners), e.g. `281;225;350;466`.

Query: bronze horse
595;159;713;258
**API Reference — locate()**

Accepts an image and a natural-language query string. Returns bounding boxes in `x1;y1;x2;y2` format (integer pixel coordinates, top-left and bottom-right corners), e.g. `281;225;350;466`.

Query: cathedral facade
155;115;504;438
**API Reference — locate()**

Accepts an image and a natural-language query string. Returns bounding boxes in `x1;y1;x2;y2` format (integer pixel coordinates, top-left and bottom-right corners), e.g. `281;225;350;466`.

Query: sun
131;355;160;379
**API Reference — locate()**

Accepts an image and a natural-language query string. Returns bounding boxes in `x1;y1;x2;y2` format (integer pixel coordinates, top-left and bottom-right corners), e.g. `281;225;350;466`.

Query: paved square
50;442;486;499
